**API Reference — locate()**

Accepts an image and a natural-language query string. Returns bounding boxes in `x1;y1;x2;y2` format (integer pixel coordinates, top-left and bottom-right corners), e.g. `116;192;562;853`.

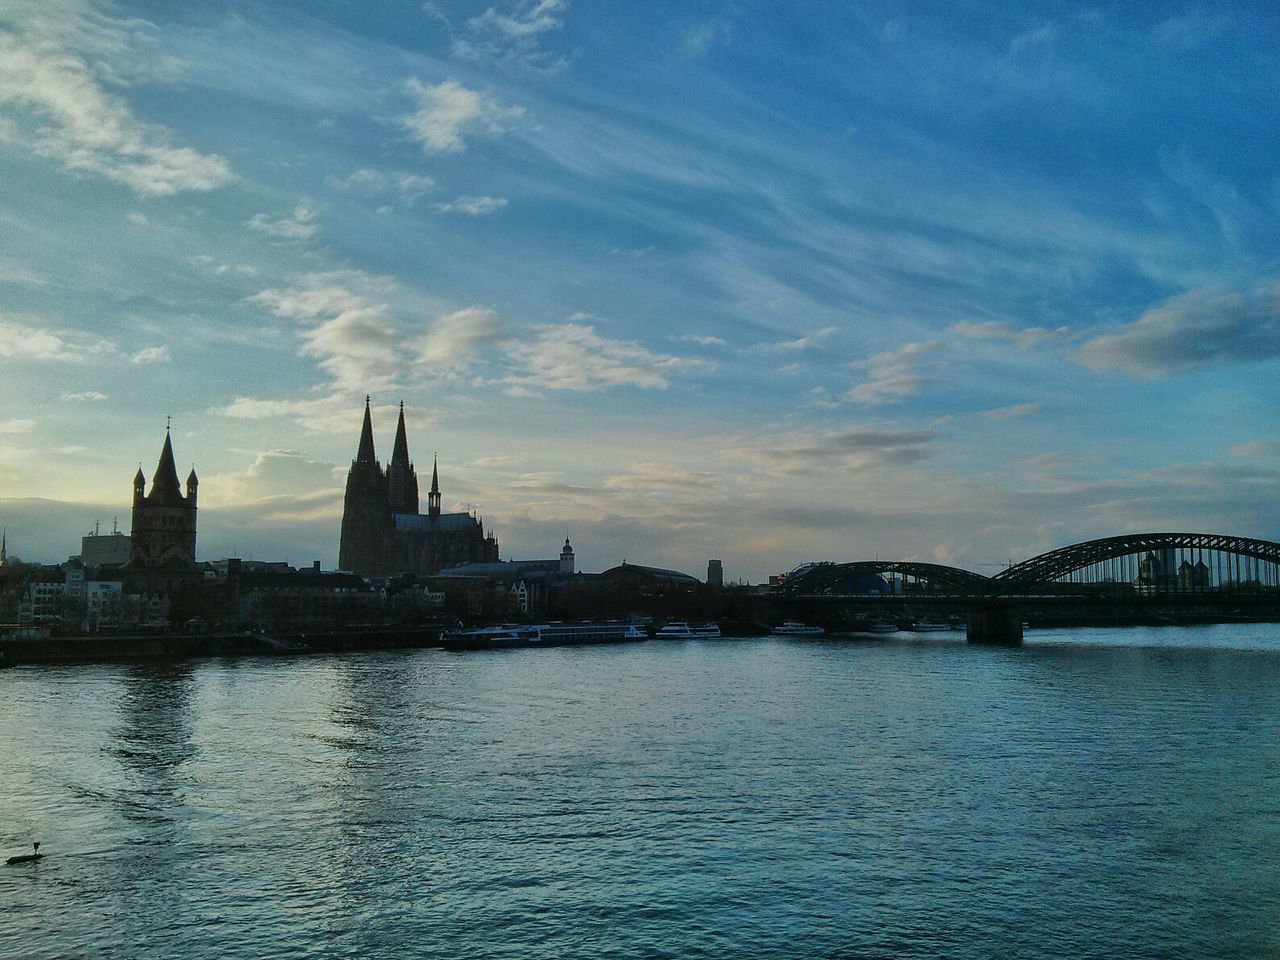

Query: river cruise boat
654;621;721;640
909;621;952;632
441;621;646;651
770;621;825;637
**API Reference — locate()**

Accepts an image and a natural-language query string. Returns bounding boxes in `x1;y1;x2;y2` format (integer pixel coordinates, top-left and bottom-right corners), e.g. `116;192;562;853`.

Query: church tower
428;455;441;518
387;401;419;514
129;428;198;570
339;396;390;574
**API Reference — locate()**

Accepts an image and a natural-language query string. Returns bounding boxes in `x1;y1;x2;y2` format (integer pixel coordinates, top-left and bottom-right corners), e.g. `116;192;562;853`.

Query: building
707;559;723;589
339;398;498;577
79;523;132;567
123;428;200;611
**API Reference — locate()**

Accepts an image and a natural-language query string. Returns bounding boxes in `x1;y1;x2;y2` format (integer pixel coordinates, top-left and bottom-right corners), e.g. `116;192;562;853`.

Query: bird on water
5;842;41;865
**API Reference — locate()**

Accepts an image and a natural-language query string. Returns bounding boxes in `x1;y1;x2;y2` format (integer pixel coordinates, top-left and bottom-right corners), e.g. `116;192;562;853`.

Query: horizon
2;1;1279;581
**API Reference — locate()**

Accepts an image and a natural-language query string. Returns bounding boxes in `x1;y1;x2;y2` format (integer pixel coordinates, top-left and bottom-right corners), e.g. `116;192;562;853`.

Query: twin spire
359;398;438;517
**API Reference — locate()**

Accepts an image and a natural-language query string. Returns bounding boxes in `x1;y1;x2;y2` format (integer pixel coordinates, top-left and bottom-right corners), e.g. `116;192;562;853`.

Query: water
3;626;1280;959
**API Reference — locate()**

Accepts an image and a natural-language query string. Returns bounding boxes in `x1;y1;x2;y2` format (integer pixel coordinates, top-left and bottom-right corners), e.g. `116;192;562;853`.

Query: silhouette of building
124;428;200;607
339;398;498;577
707;559;723;589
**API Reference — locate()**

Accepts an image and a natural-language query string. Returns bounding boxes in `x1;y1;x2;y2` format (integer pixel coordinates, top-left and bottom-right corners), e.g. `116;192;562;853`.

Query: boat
654;621;721;640
909;621;951;632
770;621;825;637
856;620;897;633
441;621;646;650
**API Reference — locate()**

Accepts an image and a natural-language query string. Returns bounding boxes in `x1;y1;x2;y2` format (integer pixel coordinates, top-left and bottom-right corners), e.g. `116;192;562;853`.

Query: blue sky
1;0;1278;579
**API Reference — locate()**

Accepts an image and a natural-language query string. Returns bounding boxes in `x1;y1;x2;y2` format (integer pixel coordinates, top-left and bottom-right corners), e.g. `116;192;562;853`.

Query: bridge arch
785;560;990;595
993;532;1280;591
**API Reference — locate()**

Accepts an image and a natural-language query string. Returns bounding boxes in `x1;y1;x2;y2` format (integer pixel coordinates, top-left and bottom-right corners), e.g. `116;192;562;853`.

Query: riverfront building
339;398;499;578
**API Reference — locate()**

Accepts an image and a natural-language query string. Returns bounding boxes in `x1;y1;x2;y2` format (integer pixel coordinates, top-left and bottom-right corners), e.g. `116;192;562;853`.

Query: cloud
468;0;567;39
502;321;702;392
982;403;1041;421
418;307;503;371
756;326;837;353
326;169;435;207
739;426;941;474
201;449;342;508
0;419;35;434
453;0;570;71
674;334;727;347
246;203;321;241
130;345;170;364
0;23;233;197
1076;281;1280;378
60;391;107;402
402;78;523;154
847;341;945;405
250;273;501;392
433;195;508;215
947;320;1071;349
682;19;732;58
0;316;110;362
1230;441;1280;459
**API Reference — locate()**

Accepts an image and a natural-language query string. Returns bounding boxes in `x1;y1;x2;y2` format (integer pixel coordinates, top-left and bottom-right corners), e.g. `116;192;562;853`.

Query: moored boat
441;621;646;650
909;621;951;632
654;621;721;640
770;621;825;637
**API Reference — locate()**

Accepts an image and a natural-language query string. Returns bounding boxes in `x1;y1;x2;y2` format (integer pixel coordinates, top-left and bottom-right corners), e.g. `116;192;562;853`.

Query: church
339;398;499;578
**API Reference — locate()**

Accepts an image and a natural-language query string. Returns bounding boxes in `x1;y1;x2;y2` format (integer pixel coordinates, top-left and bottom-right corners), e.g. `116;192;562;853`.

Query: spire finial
365;394;371;407
166;414;171;432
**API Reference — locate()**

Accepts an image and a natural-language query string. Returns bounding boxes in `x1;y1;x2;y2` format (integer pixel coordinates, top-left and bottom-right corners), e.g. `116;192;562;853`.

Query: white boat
771;621;825;637
441;621;646;650
910;621;951;632
654;621;721;640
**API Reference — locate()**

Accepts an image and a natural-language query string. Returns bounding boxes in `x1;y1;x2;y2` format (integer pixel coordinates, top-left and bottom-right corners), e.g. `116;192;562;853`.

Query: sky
1;0;1278;581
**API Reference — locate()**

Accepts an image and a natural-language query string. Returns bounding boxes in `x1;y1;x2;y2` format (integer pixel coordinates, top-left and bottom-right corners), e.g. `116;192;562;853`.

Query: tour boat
909;621;951;632
654;621;721;640
770;621;825;637
440;621;646;650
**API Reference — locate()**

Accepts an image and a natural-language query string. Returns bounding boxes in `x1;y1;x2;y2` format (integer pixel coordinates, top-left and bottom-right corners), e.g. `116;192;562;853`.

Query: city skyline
3;1;1280;580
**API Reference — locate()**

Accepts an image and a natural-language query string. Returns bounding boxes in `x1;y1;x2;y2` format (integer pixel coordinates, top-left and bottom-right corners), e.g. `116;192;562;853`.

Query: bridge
778;533;1280;645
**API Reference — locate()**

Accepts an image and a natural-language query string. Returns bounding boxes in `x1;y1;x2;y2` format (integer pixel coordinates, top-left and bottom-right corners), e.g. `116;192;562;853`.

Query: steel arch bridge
993;532;1280;589
784;560;991;596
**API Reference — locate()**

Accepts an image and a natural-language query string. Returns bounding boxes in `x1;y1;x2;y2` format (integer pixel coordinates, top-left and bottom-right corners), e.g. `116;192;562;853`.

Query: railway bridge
779;533;1280;645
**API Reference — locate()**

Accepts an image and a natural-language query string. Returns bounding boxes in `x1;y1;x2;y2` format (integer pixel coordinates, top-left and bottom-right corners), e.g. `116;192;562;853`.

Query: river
3;625;1279;958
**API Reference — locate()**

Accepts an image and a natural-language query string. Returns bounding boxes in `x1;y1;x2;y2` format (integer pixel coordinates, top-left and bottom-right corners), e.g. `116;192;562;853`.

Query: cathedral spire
387;400;419;514
428;453;441;518
355;395;376;464
1;528;7;566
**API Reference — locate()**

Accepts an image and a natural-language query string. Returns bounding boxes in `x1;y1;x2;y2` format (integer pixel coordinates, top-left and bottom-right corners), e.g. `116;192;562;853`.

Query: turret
560;537;575;575
133;465;146;505
428;454;441;518
355;395;376;464
186;466;199;506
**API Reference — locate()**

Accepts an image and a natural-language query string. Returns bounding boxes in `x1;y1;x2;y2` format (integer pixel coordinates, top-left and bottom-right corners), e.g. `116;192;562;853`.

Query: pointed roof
356;395;376;463
150;431;183;501
1;529;7;565
430;454;440;496
187;466;199;486
134;465;146;486
391;400;410;467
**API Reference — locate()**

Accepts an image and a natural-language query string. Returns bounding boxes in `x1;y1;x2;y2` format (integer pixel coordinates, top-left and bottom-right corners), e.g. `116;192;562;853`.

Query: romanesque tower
129;428;198;570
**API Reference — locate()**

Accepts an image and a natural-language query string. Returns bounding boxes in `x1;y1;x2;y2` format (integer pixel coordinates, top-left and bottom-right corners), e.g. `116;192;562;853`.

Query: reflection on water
2;626;1279;959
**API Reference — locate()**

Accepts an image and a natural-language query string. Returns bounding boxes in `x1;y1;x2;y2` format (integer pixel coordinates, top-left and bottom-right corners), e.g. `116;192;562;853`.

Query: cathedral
339;398;499;578
124;427;199;598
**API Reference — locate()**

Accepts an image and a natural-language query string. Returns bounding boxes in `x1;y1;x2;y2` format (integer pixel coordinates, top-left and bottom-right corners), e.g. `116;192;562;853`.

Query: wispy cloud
60;391;108;402
130;345;170;364
246;203;321;241
502;320;702;393
847;341;945;406
453;0;570;71
326;169;435;207
0;17;233;196
0;316;111;363
418;307;504;371
402;78;523;154
433;195;508;215
0;419;36;435
947;321;1071;349
982;403;1041;421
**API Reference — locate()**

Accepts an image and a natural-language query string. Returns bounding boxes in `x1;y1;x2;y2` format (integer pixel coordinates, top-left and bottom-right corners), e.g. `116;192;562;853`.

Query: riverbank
0;624;450;665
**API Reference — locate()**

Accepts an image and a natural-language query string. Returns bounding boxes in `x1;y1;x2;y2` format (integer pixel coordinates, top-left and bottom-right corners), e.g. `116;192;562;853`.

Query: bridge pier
967;603;1023;646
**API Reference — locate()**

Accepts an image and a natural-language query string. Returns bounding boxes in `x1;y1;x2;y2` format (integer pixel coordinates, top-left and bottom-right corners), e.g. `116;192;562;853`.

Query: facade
124;430;200;605
339;398;498;577
707;559;723;589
